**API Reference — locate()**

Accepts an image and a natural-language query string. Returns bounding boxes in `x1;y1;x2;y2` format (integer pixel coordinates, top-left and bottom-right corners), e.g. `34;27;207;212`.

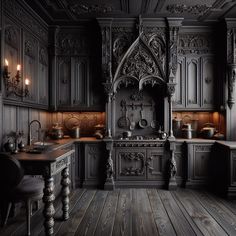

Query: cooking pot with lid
200;123;216;139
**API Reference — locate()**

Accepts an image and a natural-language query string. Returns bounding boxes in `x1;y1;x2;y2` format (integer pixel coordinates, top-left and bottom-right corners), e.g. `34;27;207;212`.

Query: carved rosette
227;64;236;109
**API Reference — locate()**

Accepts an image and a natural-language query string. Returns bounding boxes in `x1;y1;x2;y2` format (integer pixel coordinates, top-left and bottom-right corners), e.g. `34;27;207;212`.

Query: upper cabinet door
4;21;21;101
23;33;38;104
71;56;89;108
173;56;186;109
57;56;71;108
201;56;214;109
186;57;201;109
38;45;49;106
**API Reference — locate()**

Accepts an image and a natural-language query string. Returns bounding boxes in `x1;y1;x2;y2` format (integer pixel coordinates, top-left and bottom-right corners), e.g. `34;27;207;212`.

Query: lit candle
5;59;9;66
4;59;9;77
17;64;21;71
25;78;30;86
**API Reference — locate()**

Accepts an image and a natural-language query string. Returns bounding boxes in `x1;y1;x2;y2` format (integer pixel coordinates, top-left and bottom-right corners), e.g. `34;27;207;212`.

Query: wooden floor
1;188;236;236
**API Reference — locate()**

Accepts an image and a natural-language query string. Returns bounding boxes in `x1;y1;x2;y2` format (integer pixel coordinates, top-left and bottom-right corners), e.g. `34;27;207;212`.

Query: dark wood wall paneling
0;0;50;149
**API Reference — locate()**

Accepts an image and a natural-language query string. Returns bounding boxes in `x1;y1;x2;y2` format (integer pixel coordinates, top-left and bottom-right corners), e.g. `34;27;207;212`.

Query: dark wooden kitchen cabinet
114;146;166;187
57;56;89;110
212;142;236;199
173;55;215;111
173;28;216;111
175;142;186;186
53;25;104;111
185;142;214;188
77;141;105;188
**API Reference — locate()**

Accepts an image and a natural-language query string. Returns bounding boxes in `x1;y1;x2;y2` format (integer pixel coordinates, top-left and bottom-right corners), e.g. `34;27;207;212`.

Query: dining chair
0;153;44;236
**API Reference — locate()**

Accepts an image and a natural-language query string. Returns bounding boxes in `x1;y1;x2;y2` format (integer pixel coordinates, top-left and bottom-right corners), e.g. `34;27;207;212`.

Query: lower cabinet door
146;148;164;180
115;148;146;180
84;143;105;188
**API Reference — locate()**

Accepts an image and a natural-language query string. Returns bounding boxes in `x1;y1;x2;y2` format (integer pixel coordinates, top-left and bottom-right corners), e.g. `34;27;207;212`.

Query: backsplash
173;111;226;136
50;112;106;136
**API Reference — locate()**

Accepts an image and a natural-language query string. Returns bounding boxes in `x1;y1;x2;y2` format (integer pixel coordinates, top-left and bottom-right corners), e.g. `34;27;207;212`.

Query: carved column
42;174;55;236
104;138;115;190
226;25;236;109
227;64;236;109
61;167;70;220
167;80;177;190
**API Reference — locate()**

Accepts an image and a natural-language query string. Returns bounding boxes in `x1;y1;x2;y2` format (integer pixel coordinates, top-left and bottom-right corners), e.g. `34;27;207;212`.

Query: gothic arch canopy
113;35;166;93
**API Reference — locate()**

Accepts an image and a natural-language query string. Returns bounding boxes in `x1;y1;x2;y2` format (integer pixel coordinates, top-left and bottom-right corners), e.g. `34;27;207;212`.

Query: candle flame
17;64;21;71
25;78;30;85
5;59;8;66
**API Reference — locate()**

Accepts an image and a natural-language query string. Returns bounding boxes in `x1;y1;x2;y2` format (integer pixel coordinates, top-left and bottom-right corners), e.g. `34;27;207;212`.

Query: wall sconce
3;59;30;97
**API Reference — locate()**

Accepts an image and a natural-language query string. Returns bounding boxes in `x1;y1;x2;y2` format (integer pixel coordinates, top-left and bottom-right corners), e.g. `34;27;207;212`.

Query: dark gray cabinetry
78;142;105;188
173;29;216;111
114;146;166;187
53;25;104;111
212;142;236;198
57;56;90;110
186;142;213;188
175;142;186;186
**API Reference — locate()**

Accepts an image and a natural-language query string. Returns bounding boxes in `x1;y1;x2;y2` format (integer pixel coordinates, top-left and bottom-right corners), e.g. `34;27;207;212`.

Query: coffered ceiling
25;0;236;23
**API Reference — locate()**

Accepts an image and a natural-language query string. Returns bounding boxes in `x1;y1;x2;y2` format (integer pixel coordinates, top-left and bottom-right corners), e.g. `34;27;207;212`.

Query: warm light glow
5;59;8;66
17;64;21;71
25;78;30;85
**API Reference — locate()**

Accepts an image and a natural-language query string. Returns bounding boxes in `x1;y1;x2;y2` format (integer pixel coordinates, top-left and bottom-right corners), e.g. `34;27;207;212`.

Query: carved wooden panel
71;57;88;107
116;148;146;180
201;56;214;109
57;56;71;106
38;45;48;105
23;32;38;103
146;149;164;180
85;144;101;180
186;57;200;108
193;144;211;179
4;21;21;100
173;57;185;109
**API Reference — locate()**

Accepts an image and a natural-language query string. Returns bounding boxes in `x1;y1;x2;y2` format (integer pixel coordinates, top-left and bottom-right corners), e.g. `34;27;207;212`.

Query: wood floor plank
146;189;176;236
55;189;96;236
94;189;119;236
158;190;197;236
173;190;228;236
112;189;132;236
74;190;108;236
192;190;236;235
132;189;159;236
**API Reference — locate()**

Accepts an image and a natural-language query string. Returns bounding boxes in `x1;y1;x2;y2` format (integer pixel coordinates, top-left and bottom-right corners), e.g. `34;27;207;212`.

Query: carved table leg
61;167;70;220
43;176;55;236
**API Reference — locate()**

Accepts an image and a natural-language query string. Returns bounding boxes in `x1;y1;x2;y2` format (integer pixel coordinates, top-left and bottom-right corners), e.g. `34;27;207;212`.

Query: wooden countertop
215;141;236;149
13;148;75;162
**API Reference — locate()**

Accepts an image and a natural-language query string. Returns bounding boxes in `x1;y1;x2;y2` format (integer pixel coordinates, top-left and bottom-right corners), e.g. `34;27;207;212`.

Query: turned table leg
61;167;70;220
43;176;55;236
